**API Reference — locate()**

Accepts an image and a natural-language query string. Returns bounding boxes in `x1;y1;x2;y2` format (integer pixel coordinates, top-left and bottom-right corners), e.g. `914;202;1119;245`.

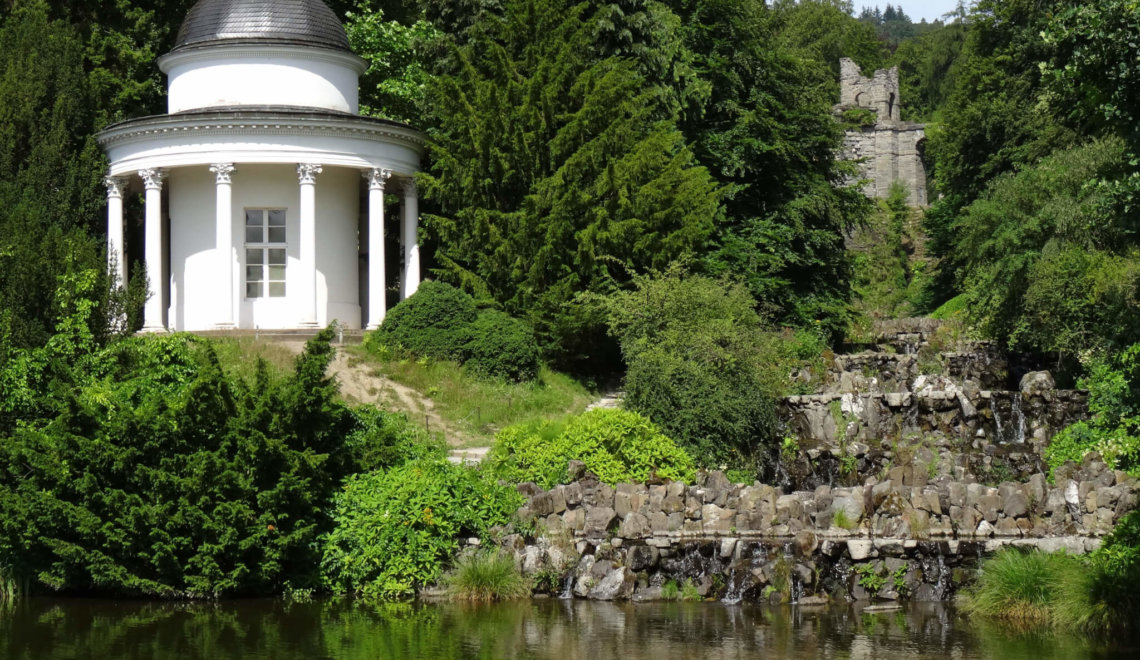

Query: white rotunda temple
97;0;424;332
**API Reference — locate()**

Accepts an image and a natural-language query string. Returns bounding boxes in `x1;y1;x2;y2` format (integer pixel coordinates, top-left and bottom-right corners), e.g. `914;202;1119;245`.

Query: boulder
1019;371;1055;393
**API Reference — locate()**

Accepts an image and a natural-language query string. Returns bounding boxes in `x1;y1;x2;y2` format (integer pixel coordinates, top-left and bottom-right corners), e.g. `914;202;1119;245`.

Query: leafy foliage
487;408;696;488
320;459;521;600
1045;345;1140;480
603;270;800;470
366;281;541;382
680;0;871;340
420;0;720;365
849;182;932;323
951;139;1140;358
463;309;541;382
0;301;359;596
346;5;440;122
368;280;477;361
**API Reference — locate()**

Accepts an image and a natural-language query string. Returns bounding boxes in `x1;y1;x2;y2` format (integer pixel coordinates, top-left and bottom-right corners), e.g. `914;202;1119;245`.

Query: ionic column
210;163;236;329
104;175;129;287
365;168;391;329
297;163;323;327
139;168;167;333
400;179;420;300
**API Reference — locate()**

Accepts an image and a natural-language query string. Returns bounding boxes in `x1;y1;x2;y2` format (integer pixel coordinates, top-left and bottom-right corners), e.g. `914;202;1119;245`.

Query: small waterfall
721;570;744;605
1011;393;1026;444
559;572;574;599
791;573;804;604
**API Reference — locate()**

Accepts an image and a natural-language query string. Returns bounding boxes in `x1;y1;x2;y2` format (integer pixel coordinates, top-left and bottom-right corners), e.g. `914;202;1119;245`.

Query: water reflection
0;598;1134;659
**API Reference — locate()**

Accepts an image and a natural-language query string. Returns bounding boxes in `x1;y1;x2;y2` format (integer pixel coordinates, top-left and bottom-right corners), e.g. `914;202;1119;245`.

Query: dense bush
0;283;358;597
367;280;477;361
320;459;521;600
952;138;1140;360
1045;344;1140;480
1086;512;1140;632
366;281;542;382
463;310;541;382
487;408;696;488
345;406;446;472
603;270;801;471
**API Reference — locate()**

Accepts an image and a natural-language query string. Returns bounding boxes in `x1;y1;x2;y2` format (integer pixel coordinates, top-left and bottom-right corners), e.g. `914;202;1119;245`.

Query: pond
0;598;1135;659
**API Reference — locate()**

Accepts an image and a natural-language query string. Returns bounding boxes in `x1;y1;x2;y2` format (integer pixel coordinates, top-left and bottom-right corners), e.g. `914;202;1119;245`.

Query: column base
213;322;236;331
139;325;168;334
297;321;320;328
365;323;382;331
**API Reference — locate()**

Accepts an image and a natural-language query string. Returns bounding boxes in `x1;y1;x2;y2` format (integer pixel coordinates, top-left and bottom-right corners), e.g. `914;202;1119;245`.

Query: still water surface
1;597;1135;659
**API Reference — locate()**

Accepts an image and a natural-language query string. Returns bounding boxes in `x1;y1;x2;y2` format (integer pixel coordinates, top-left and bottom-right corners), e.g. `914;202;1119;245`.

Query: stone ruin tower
835;58;927;207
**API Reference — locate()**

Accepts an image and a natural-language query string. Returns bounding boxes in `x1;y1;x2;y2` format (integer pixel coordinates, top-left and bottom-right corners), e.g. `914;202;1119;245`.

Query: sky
858;1;965;23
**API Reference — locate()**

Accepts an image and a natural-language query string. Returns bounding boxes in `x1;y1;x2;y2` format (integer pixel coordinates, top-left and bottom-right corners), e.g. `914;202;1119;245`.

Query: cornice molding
97;112;425;153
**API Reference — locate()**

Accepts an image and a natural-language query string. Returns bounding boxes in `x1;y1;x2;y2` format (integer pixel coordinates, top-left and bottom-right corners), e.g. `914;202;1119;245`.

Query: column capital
297;163;323;185
209;163;236;184
401;178;417;197
139;168;168;190
364;167;392;191
104;175;128;199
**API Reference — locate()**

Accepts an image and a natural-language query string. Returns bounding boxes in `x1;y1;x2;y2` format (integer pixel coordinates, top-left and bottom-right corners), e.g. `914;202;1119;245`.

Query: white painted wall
168;163;361;331
162;46;364;114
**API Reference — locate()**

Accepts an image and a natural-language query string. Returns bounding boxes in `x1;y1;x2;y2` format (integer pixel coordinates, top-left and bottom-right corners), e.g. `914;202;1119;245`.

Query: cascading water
1011;393;1026;444
559;572;574;599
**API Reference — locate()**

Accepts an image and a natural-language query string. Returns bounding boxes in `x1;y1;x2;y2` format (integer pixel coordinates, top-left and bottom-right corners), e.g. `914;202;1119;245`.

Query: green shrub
346;406;446;472
603;270;786;471
320;459;522;600
463;309;541;382
841;107;879;128
367;281;477;361
1045;344;1140;480
1085;512;1140;633
444;550;530;601
486;408;696;488
0;323;355;598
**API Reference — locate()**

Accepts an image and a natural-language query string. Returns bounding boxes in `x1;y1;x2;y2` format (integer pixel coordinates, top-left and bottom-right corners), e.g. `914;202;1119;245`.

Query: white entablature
96;0;425;334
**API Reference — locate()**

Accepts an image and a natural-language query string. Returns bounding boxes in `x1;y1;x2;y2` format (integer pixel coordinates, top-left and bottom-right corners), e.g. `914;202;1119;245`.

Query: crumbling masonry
836;58;928;207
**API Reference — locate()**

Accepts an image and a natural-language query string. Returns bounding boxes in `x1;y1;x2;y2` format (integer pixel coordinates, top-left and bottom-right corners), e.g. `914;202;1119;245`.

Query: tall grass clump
959;548;1092;629
444;551;530;602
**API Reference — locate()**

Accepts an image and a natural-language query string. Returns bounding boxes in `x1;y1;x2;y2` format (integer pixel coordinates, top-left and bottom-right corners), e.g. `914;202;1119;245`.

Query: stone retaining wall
502;457;1137;603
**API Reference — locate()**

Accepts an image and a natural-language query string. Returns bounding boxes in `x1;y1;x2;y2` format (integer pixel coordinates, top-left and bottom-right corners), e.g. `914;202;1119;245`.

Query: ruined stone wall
836;58;927;207
501;459;1137;603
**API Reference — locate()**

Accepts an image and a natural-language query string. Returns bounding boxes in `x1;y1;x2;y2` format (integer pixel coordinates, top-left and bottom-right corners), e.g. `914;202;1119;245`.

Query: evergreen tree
420;0;721;367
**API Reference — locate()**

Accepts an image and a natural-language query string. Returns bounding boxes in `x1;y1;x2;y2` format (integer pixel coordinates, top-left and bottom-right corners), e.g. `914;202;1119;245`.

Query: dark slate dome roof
173;0;351;53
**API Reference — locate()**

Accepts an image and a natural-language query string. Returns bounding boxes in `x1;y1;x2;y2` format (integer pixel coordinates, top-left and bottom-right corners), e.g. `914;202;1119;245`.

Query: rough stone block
1004;492;1030;519
847;539;874;561
564;508;585;532
619;512;649;539
583;506;617;538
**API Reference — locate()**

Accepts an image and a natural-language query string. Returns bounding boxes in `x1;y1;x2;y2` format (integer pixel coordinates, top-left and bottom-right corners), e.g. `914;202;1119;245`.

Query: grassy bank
345;346;596;444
